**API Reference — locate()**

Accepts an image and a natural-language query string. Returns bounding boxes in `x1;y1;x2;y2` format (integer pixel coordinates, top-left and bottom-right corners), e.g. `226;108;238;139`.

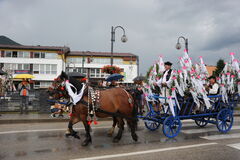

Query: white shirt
156;69;172;87
209;83;219;95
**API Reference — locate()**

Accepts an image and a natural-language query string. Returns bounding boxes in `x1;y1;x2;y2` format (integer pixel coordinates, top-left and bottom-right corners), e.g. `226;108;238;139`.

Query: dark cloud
0;0;239;74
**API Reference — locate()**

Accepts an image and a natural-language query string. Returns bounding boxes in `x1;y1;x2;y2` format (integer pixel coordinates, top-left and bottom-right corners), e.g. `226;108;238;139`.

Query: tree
213;59;225;76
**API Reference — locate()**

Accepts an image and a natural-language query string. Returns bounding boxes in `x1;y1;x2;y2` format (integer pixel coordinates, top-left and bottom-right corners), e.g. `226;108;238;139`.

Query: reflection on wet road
1;119;240;160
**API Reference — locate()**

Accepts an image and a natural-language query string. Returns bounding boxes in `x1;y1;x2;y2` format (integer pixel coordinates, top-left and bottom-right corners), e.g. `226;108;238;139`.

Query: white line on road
182;126;240;134
0;126;111;135
227;143;240;150
70;143;218;160
201;133;240;140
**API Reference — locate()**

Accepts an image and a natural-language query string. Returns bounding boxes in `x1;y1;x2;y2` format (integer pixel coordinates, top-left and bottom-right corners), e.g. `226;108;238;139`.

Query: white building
0;44;70;88
66;51;139;83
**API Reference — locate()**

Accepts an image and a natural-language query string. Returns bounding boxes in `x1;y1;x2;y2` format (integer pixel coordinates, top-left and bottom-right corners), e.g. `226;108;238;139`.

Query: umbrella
106;73;124;82
0;69;7;75
14;74;35;79
133;76;146;82
68;72;86;78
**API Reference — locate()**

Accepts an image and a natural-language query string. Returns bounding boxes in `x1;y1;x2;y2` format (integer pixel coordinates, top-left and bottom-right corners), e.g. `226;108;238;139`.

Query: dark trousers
20;96;29;114
136;99;143;115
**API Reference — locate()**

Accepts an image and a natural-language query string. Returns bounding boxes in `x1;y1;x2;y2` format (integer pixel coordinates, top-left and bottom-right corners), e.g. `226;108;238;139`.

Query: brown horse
48;76;121;138
48;72;138;146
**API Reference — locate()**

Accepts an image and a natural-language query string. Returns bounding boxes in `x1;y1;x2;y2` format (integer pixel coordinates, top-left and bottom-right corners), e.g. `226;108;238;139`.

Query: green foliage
213;59;225;76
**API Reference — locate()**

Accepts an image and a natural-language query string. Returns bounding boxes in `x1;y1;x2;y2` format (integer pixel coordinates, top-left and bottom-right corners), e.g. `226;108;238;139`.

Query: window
12;64;17;70
5;51;12;57
18;52;24;58
92;58;110;64
51;64;57;74
17;64;22;70
40;52;45;58
46;64;51;74
40;81;52;88
45;53;57;59
12;51;18;58
113;58;123;64
40;64;45;74
23;64;30;70
3;63;11;69
33;64;39;74
34;52;40;58
34;81;40;89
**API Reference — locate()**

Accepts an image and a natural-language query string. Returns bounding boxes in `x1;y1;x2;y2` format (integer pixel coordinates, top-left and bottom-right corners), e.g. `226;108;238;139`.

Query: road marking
71;143;217;160
227;143;240;150
182;126;240;134
0;126;111;135
200;133;240;140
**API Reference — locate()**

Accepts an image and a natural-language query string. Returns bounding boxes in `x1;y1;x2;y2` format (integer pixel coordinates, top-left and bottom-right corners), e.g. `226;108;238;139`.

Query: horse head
47;72;69;100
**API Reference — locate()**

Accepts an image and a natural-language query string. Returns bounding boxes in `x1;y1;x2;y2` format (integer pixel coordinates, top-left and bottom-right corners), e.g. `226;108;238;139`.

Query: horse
48;76;123;138
48;71;138;146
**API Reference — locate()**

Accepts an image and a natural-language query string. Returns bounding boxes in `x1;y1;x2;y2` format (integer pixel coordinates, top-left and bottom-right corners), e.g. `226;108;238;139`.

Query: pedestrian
135;85;143;115
18;79;30;114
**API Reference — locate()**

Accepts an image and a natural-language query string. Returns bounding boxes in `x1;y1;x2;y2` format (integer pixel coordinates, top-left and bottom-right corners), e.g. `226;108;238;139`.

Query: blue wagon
138;94;240;138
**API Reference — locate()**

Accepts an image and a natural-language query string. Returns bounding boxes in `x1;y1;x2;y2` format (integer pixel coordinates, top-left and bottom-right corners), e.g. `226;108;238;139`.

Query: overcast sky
0;0;240;74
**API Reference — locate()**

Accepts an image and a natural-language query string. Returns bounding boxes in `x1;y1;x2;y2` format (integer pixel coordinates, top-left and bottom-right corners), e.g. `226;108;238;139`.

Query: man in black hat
206;76;219;95
156;61;173;87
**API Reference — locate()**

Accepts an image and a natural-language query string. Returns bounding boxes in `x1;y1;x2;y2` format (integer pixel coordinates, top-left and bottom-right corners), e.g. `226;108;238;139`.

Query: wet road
1;118;240;160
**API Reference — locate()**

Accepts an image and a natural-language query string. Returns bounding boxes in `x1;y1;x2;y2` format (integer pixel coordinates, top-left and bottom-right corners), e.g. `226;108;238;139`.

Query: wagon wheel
144;112;160;131
163;116;182;138
144;120;160;131
216;108;234;133
195;117;210;128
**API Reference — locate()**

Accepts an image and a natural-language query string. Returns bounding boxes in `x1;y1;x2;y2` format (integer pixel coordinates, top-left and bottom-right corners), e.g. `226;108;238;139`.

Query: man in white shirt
206;76;219;95
155;61;173;97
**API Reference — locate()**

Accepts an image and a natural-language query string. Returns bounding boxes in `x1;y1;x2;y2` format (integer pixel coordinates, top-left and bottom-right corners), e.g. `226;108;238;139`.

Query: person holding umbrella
18;79;30;114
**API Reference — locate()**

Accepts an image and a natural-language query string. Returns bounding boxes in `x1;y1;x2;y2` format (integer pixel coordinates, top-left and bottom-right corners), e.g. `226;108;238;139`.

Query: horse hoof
113;138;120;143
74;135;80;139
132;134;138;142
65;133;71;137
81;139;92;146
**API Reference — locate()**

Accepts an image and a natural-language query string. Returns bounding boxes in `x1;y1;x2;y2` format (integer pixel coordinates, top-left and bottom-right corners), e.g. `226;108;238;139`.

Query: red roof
68;51;137;57
0;44;70;53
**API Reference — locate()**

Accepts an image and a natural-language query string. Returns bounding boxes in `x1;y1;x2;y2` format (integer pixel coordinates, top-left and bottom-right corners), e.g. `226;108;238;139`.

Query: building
66;51;139;83
206;65;216;76
0;36;139;87
0;44;70;88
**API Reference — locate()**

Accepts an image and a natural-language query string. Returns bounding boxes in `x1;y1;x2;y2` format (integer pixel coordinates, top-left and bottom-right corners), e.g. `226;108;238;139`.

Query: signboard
14;70;30;74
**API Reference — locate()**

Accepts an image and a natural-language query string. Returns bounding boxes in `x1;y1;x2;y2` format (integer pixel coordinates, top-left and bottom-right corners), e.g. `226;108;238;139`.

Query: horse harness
78;86;136;123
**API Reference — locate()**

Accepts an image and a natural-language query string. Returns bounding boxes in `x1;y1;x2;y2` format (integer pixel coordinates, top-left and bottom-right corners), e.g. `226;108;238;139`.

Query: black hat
164;61;172;66
208;76;216;80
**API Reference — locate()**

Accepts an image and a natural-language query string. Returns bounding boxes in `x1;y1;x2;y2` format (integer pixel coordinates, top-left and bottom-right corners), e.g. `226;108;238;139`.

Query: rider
155;61;173;98
206;76;219;95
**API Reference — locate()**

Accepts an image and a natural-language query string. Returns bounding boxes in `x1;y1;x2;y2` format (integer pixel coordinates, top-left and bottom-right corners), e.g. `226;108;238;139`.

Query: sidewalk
0;110;240;124
0;113;70;124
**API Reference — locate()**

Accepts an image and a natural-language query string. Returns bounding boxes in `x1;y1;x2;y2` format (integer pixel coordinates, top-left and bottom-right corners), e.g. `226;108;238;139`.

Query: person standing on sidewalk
18;79;30;114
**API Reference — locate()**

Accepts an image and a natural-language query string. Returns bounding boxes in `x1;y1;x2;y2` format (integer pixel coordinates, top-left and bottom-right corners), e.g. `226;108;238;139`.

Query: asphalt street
1;118;240;160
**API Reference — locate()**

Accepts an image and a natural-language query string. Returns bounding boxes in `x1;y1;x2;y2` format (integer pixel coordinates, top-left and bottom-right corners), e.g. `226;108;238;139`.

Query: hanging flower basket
102;65;121;74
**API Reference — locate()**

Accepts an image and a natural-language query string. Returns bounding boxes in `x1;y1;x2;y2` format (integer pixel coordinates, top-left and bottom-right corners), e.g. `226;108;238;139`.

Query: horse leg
107;116;117;137
113;117;124;143
127;119;138;142
65;116;80;139
81;114;92;146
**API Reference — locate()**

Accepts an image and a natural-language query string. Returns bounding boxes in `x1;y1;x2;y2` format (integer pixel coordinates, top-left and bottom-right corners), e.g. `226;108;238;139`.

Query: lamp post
176;36;188;52
111;26;127;66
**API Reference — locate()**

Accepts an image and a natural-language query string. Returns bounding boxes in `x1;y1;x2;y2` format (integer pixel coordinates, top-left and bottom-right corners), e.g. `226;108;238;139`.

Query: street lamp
176;36;188;52
111;26;127;66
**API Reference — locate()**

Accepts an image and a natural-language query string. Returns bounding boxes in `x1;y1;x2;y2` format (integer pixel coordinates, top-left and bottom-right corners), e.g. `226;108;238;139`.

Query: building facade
66;51;139;83
0;44;70;88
